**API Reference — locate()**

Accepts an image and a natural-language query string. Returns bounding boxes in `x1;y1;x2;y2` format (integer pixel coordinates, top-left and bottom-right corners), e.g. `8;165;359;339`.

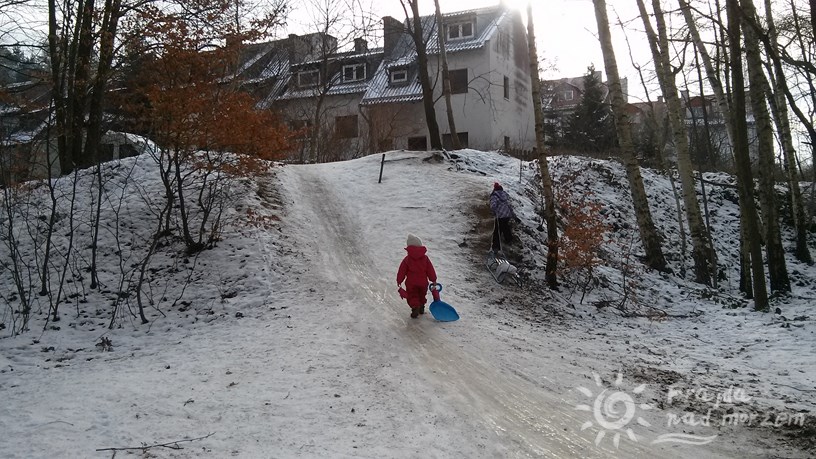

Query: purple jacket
490;190;515;219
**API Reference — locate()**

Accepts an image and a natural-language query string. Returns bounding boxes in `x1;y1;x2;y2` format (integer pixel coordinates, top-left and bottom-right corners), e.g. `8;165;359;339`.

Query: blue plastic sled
428;283;459;322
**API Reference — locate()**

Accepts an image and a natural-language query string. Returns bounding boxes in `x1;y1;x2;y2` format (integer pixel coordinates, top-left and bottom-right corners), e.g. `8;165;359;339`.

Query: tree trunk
85;0;122;166
759;0;812;264
86;0;123;289
48;0;70;174
738;210;753;297
526;3;558;289
637;0;716;285
764;68;812;264
691;61;718;288
678;0;735;149
434;0;460;150
811;0;816;40
593;0;667;273
70;0;96;170
726;0;768;311
740;0;789;293
404;0;442;149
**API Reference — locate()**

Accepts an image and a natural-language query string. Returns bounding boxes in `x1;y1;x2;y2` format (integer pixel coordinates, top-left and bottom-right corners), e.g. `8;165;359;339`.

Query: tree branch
96;433;215;453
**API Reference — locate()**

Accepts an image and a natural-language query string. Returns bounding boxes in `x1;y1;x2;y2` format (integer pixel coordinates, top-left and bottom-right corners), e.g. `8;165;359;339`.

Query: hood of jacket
405;245;427;259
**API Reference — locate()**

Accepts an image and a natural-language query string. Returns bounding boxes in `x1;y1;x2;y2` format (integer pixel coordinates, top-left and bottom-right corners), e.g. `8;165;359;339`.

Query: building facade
230;3;536;160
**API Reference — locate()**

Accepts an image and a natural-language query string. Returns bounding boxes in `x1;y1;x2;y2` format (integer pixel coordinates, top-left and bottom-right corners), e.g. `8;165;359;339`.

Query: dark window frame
335;114;358;138
449;69;468;94
446;21;474;40
289;119;313;139
298;69;319;87
342;63;366;82
442;132;469;150
390;68;408;84
407;136;427;150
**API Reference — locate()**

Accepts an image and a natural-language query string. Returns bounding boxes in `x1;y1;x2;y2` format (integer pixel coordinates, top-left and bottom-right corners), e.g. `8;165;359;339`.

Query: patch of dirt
624;364;816;455
625;365;685;390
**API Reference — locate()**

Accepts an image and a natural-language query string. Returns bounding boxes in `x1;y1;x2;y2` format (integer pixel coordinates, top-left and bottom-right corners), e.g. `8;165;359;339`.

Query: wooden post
378;153;385;183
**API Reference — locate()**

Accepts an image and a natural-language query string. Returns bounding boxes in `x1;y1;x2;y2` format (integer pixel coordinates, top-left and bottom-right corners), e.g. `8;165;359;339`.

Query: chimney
288;34;304;63
383;16;404;57
225;34;243;49
354;37;368;54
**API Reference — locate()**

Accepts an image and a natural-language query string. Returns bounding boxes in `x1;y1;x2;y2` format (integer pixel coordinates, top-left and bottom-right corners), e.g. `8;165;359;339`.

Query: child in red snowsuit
397;234;438;318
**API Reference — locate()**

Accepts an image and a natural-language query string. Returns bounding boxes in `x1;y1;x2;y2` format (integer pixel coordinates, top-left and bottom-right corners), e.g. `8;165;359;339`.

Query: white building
232;3;536;161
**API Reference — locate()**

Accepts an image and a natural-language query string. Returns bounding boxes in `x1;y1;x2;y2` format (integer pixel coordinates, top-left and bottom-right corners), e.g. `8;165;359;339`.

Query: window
289;119;312;139
390;68;408;84
563;89;574;101
449;69;468;94
503;76;509;99
407;136;427;150
378;138;394;152
446;21;474;40
335;115;358;138
298;70;319;87
343;63;366;82
442;132;468;150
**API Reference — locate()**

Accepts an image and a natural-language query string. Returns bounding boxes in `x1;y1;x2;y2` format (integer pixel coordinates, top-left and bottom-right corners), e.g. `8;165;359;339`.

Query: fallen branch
776;383;816;394
96;433;215;453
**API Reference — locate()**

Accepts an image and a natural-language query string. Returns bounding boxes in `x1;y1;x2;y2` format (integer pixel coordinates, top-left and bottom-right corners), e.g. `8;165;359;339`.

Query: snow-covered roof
360;5;506;106
247;5;508;108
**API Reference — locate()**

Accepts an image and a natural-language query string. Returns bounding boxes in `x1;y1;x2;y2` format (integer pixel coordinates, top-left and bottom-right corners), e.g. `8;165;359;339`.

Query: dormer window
446;21;474;40
390;68;408;84
298;69;319;87
563;89;574;101
343;63;366;82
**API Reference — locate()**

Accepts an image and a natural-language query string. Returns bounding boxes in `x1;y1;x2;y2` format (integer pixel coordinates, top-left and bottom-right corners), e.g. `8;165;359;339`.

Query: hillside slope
0;149;813;457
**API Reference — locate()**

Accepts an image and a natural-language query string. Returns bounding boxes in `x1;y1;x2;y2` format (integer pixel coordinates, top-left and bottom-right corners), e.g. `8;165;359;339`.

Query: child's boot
419;305;425;315
410;307;420;318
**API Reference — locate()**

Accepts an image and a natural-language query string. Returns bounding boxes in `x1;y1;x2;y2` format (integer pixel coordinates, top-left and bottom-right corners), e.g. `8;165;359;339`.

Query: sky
1;141;814;457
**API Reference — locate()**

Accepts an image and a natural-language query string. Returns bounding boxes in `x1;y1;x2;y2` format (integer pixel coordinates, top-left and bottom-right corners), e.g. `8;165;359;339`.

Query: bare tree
433;0;460;149
526;2;558;289
739;0;790;293
399;0;442;149
593;0;668;273
726;0;768;310
636;0;717;286
748;0;813;264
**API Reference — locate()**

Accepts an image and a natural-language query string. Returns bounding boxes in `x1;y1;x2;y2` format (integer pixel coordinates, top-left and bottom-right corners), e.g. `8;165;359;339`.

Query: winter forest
1;0;815;457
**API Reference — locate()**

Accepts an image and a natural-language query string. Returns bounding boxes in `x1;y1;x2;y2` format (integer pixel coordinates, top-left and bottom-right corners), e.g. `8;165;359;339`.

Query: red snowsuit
397;245;437;308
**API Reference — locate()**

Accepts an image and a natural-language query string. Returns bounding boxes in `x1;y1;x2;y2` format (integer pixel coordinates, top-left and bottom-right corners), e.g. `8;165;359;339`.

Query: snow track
277;155;716;458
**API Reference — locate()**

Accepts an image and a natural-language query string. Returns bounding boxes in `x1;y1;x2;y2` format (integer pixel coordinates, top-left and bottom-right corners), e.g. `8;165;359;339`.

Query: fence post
378;153;385;183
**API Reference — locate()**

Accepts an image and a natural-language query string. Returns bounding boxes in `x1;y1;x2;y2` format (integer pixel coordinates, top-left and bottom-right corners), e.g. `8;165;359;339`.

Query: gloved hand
398;287;407;299
430;283;441;302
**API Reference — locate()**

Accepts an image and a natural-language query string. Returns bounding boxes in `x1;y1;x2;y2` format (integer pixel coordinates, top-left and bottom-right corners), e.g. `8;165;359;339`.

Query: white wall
428;12;535;152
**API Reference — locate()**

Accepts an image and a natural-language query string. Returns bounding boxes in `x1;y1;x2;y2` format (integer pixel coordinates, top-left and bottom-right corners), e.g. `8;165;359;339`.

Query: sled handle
429;283;443;292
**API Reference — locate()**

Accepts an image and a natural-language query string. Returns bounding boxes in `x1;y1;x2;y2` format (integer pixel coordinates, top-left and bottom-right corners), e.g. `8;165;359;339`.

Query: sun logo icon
575;372;652;448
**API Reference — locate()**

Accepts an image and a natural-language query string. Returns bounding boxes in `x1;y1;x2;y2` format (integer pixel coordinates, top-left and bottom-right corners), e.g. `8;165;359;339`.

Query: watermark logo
575;372;653;448
575;372;808;448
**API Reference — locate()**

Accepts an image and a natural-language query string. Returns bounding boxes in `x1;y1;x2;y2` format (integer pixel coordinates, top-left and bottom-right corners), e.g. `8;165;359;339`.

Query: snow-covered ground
1;148;814;458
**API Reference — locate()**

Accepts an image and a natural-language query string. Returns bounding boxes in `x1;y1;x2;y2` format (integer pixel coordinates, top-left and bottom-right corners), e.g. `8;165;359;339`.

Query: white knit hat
407;234;423;247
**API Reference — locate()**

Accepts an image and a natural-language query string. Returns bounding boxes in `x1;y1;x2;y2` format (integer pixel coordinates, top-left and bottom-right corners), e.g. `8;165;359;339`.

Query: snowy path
2;151;798;458
274;153;732;458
